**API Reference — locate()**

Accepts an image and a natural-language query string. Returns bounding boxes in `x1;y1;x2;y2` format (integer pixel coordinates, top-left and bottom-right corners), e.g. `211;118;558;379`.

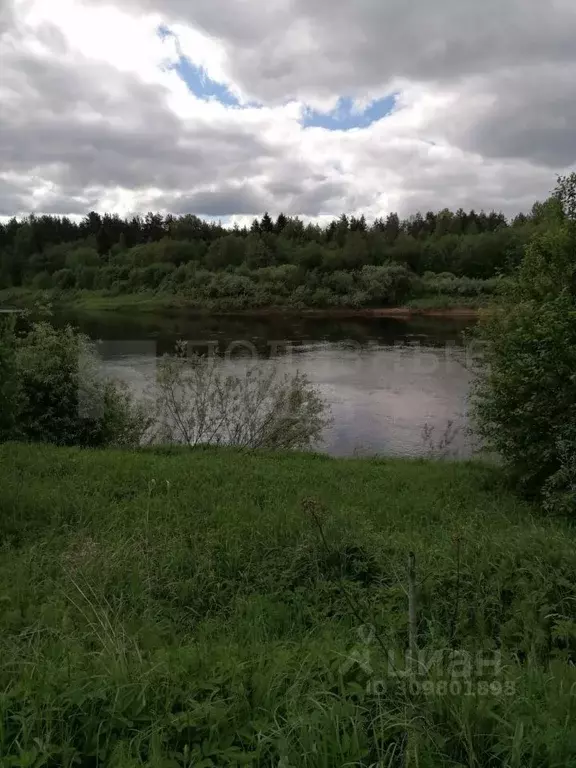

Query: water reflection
56;310;477;458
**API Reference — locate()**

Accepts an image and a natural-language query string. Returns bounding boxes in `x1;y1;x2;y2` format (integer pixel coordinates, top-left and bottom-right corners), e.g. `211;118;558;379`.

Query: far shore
0;288;486;319
213;306;482;319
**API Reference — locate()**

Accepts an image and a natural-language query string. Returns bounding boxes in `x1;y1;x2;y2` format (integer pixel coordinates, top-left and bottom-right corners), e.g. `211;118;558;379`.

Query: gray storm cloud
1;0;574;219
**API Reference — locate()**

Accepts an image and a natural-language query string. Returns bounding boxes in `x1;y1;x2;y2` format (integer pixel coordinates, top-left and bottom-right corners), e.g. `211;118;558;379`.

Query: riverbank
0;286;488;317
1;443;575;765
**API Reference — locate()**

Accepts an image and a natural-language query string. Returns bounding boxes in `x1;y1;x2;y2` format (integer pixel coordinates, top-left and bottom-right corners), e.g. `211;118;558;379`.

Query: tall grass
1;444;576;765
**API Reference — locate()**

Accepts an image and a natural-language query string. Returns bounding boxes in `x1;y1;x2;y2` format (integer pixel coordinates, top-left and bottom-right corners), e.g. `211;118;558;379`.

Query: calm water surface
59;311;477;458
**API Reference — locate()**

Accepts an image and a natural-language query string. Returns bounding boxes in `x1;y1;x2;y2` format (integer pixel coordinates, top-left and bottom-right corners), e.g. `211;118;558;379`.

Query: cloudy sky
1;0;575;222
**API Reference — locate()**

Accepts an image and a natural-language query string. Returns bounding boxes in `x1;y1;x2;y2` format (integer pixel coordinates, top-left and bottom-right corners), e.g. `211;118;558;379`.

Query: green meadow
1;444;575;766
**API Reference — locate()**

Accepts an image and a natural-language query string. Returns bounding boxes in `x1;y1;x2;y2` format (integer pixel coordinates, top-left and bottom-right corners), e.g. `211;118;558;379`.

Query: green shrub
65;245;100;269
358;264;414;305
153;348;331;450
0;316;22;440
75;265;98;290
543;423;576;516
416;274;502;297
1;320;151;447
473;175;576;505
52;268;76;290
326;269;356;295
31;270;52;290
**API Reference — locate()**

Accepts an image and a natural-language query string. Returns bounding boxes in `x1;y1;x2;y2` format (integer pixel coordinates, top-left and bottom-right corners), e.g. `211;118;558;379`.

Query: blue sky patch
158;25;397;123
173;57;240;106
302;94;398;130
158;25;240;106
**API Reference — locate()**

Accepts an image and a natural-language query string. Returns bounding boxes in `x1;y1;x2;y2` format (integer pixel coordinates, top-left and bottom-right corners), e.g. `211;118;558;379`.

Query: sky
1;0;575;223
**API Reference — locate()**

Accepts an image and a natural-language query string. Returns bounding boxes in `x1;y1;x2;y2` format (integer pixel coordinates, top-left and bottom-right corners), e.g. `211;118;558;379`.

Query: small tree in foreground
472;175;576;511
152;345;331;450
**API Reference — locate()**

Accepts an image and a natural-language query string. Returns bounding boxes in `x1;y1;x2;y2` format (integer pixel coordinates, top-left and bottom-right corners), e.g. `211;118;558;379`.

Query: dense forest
0;198;564;308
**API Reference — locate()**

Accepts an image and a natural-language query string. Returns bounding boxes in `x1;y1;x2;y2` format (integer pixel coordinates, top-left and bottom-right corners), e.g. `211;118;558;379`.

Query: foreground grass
1;444;576;766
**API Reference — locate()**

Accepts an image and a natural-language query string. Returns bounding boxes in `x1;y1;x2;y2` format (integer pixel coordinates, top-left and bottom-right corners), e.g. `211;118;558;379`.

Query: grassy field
405;295;492;311
0;288;190;313
0;287;487;315
1;444;576;766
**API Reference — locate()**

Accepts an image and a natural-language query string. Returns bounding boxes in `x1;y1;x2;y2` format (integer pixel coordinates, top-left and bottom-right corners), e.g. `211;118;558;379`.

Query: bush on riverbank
0;316;21;440
0;317;151;447
473;174;576;512
1;444;576;765
153;347;330;450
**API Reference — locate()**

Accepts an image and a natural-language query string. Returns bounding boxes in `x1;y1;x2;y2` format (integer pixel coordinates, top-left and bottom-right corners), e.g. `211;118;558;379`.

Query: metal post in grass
408;551;418;671
406;551;419;766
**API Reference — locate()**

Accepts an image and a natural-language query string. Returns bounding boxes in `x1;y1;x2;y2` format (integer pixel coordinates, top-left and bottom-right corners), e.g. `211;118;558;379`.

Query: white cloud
1;0;574;221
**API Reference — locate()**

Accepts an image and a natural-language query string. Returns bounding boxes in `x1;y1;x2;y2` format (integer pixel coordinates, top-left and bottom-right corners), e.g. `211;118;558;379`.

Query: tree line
0;198;564;308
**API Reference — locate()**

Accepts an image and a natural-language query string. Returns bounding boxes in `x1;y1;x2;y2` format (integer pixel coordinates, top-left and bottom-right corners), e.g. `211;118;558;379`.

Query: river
58;310;477;458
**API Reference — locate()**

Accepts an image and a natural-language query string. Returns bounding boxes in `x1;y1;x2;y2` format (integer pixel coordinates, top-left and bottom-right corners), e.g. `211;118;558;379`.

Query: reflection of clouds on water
289;346;472;457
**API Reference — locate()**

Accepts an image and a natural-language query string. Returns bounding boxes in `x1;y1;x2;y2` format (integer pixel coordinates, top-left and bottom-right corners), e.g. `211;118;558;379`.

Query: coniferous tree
96;226;111;257
260;212;274;234
275;213;288;234
384;213;400;243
